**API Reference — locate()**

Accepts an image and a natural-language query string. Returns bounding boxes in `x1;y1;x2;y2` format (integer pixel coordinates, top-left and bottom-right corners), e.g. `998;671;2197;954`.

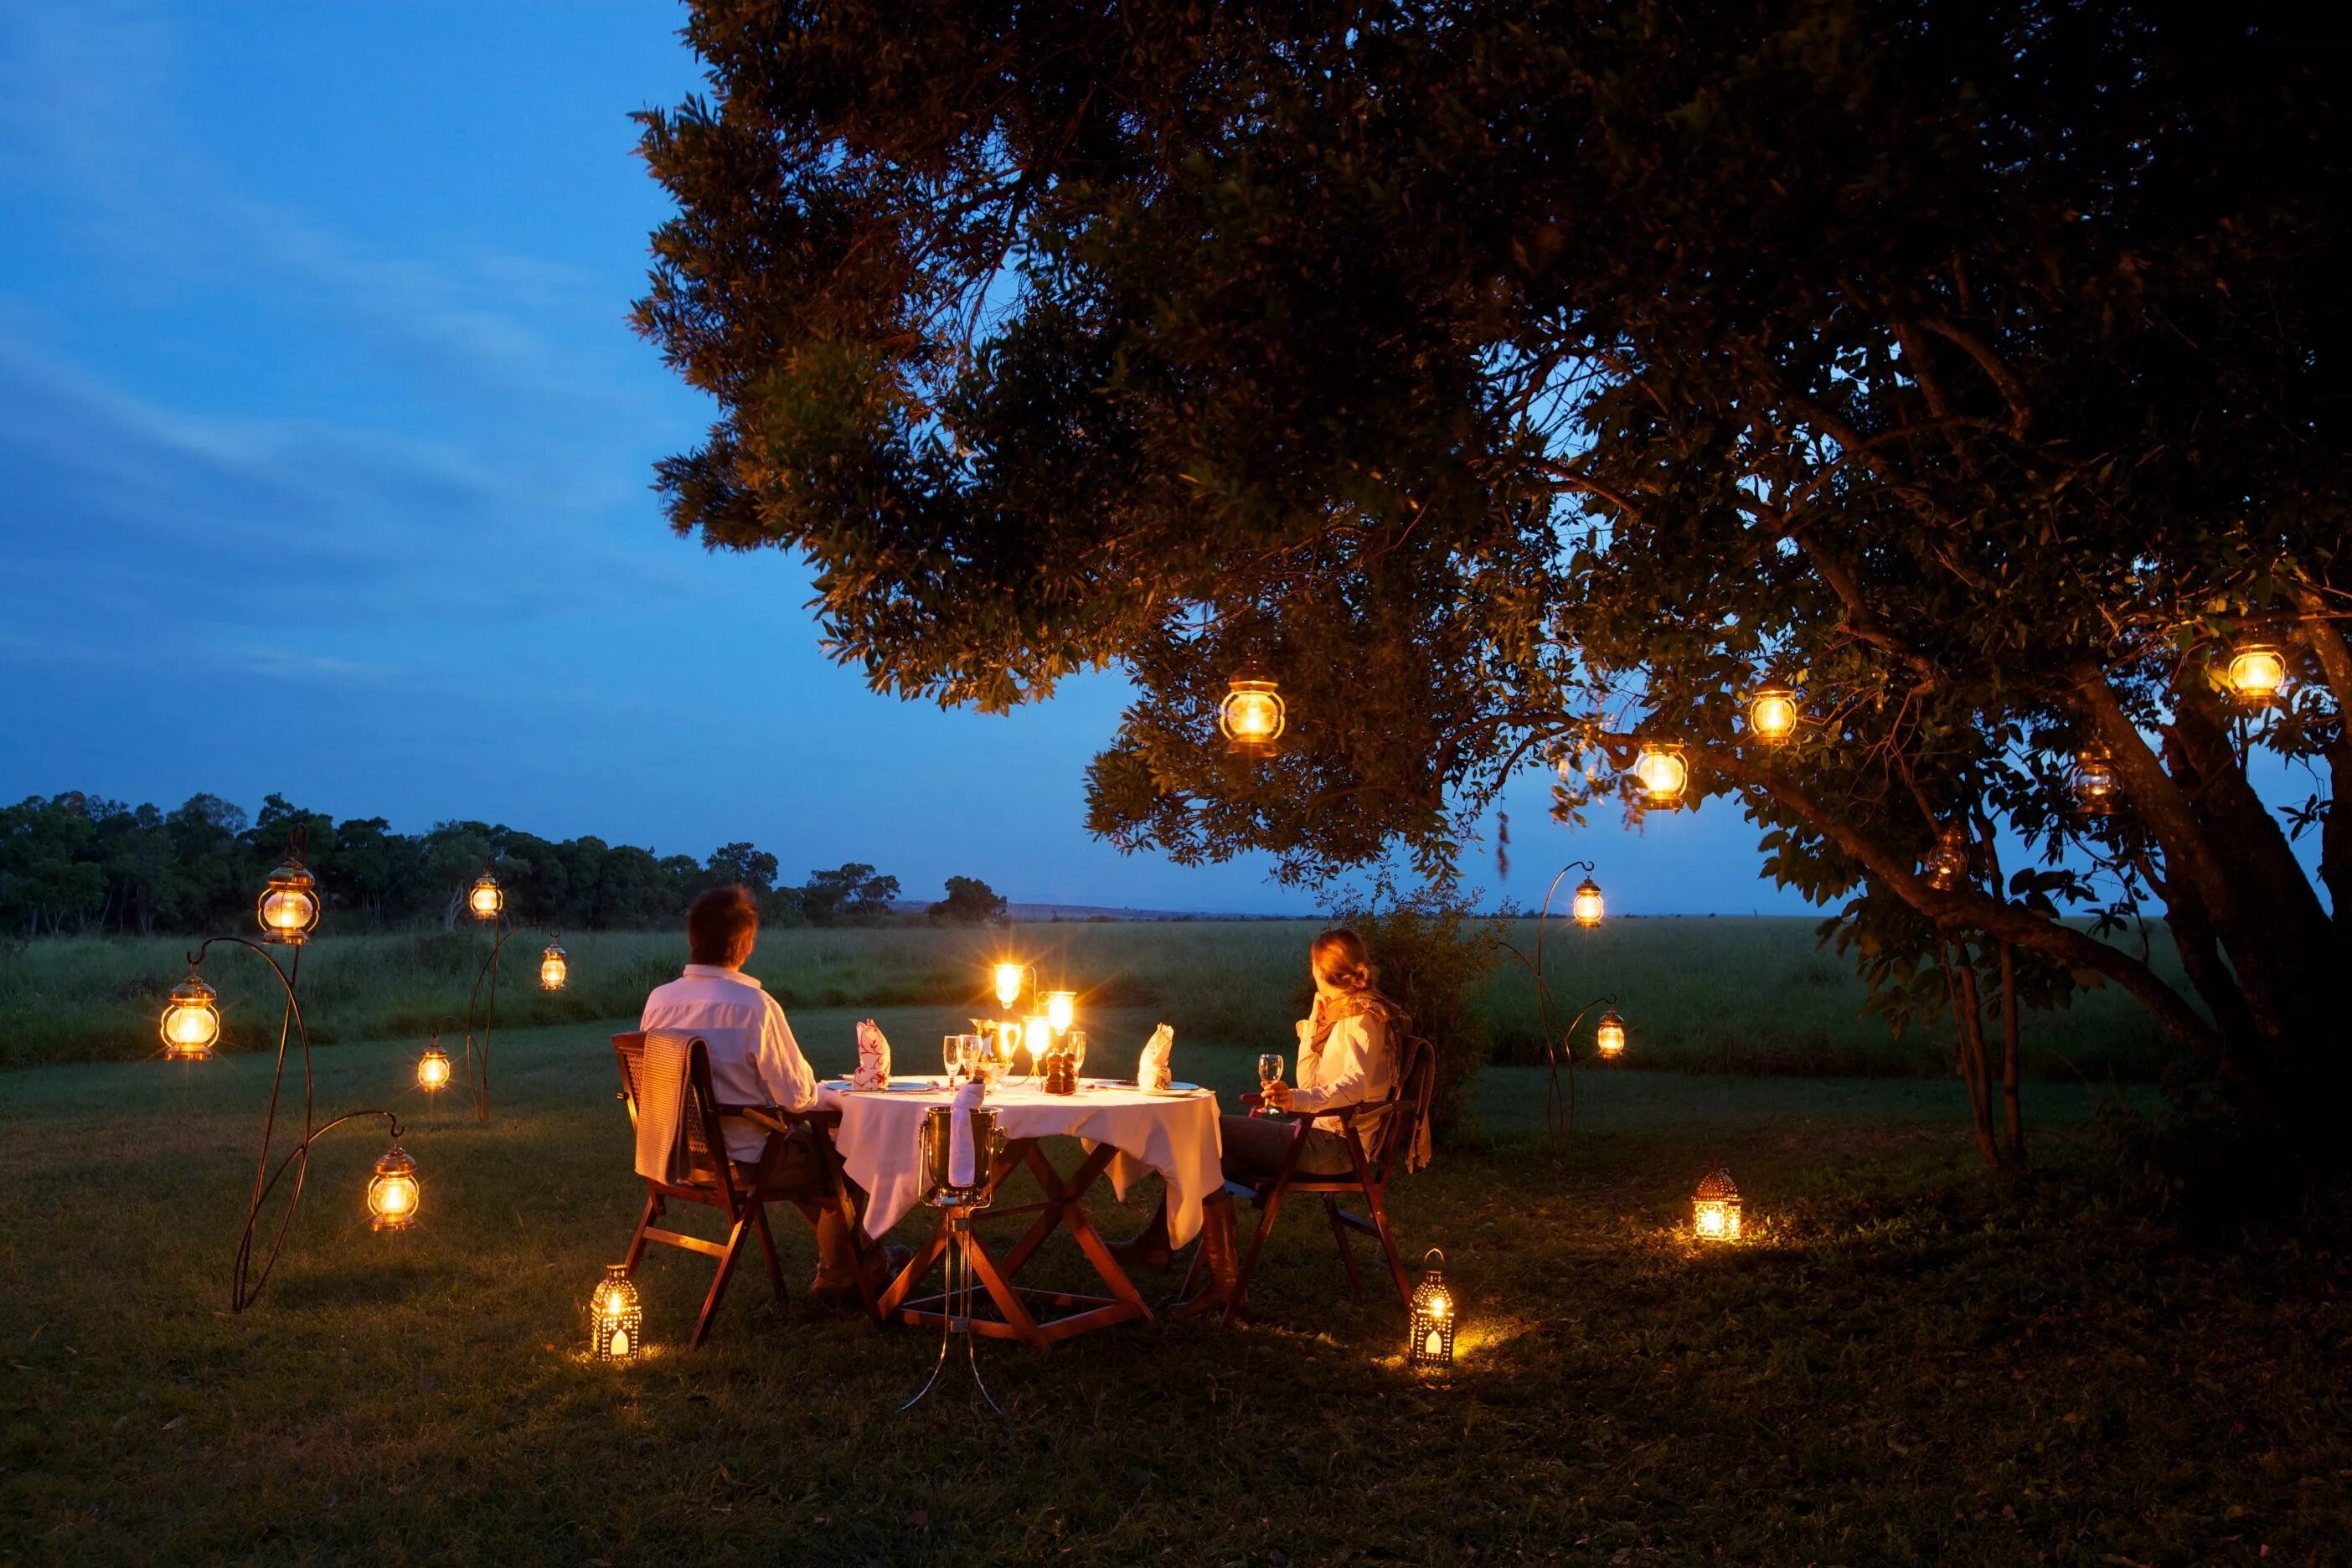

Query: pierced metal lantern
2223;640;2288;705
1408;1249;1457;1369
591;1265;642;1362
539;942;568;991
1219;676;1287;759
161;974;221;1060
367;1145;420;1231
1746;684;1801;745
1693;1166;1742;1242
1044;989;1076;1034
467;871;503;921
1632;740;1689;809
1594;1008;1627;1060
416;1040;451;1093
1924;825;1971;891
256;859;321;945
993;962;1026;1010
2071;748;2121;816
1571;877;1605;929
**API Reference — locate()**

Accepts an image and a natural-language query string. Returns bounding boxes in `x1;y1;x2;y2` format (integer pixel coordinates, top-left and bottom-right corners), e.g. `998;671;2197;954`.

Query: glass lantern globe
591;1265;643;1361
1594;1008;1627;1060
1571;877;1605;928
1044;990;1076;1034
2071;749;2121;816
1745;685;1801;745
1924;826;1971;891
256;859;321;945
161;975;221;1060
467;872;503;921
1693;1166;1742;1241
539;942;568;991
1218;677;1287;759
368;1145;420;1231
1632;741;1689;808
2223;641;2288;705
992;962;1025;1009
1407;1249;1456;1370
416;1042;451;1093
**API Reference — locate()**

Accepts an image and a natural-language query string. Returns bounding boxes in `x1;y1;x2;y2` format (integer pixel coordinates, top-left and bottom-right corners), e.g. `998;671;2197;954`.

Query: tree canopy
635;1;2348;1167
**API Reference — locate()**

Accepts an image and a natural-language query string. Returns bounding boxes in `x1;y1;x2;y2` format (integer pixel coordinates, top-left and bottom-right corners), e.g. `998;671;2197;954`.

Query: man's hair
687;884;760;967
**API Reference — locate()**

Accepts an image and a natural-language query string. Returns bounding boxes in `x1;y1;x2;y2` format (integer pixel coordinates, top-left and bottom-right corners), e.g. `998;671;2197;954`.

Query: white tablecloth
818;1078;1225;1246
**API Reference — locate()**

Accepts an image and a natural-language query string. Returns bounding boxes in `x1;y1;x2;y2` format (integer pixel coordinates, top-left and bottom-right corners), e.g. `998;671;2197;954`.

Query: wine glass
1065;1029;1087;1081
944;1034;970;1084
1258;1053;1285;1117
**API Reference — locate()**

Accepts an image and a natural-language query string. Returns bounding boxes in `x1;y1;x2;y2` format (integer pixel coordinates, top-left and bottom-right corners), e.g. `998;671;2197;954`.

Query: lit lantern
416;1041;451;1093
2223;641;2288;705
539;942;568;991
1218;676;1287;759
590;1265;642;1362
993;962;1026;1009
1745;684;1800;745
1571;877;1605;928
160;974;221;1060
1632;740;1689;809
1407;1249;1456;1370
1044;990;1076;1034
467;871;503;921
256;859;321;945
1693;1167;1741;1241
1594;1008;1627;1060
1024;1014;1055;1068
1923;825;1971;891
2071;748;2120;816
367;1145;420;1231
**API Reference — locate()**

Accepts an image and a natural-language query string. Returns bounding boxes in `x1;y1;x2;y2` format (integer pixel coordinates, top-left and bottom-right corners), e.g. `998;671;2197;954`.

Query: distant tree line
0;792;1005;936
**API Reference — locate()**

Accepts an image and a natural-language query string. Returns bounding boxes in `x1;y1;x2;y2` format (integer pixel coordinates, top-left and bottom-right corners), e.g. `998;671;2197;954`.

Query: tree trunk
1945;938;2004;1169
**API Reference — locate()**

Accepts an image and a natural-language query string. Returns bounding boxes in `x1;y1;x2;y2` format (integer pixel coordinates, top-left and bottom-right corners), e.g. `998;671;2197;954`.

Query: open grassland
0;916;2179;1079
1;1017;2342;1565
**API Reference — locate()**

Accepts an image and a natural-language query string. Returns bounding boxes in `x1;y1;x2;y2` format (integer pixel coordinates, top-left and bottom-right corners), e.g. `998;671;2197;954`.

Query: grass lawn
3;1011;2345;1565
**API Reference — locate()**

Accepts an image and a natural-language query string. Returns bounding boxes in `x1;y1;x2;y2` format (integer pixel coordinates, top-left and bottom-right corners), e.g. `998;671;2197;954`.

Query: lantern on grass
416;1040;451;1093
256;859;321;945
2071;748;2121;816
1594;1008;1627;1060
1571;877;1605;929
368;1145;420;1231
1219;676;1287;759
1632;741;1689;809
1408;1249;1456;1369
539;942;568;991
1693;1167;1741;1242
467;871;503;921
591;1265;642;1361
2222;640;2288;705
1923;826;1971;891
1745;684;1801;745
1044;990;1076;1034
161;974;221;1060
993;963;1026;1009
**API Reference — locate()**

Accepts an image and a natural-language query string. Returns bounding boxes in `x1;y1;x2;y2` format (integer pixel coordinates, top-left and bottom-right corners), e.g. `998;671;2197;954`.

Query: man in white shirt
639;884;898;1298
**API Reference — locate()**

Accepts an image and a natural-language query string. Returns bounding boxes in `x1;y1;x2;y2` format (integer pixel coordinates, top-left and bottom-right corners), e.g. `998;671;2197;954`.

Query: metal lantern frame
539;941;569;992
591;1264;643;1362
1631;740;1690;810
367;1143;421;1231
2071;747;2121;817
1497;862;1621;1154
1593;1007;1628;1060
1407;1249;1457;1370
416;1028;453;1095
1571;876;1605;929
2221;639;2288;706
1693;1166;1743;1242
256;856;322;946
162;972;222;1060
1924;824;1972;891
467;868;505;922
1218;675;1287;759
1744;683;1802;746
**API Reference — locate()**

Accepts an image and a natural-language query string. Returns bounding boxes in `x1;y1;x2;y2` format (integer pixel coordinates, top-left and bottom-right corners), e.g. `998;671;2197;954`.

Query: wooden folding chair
611;1030;874;1348
1187;1036;1437;1325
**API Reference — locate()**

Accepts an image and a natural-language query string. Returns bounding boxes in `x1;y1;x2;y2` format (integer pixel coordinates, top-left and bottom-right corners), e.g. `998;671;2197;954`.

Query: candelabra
1499;861;1623;1155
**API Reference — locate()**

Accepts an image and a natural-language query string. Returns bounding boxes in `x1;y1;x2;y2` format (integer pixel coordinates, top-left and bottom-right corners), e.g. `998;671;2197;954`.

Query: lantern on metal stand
1219;674;1287;760
539;941;568;991
161;973;222;1060
1693;1167;1742;1242
590;1265;643;1361
1571;877;1605;928
1408;1249;1457;1370
367;1143;420;1231
416;1034;452;1093
1594;1008;1627;1060
256;857;321;946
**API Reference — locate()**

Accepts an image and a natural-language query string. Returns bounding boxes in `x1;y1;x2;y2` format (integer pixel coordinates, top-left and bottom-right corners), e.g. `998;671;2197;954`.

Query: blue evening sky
0;3;2004;916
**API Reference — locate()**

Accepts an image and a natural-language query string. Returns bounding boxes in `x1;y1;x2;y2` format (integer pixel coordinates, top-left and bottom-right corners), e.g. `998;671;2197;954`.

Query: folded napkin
854;1018;891;1090
948;1080;984;1188
1137;1023;1174;1092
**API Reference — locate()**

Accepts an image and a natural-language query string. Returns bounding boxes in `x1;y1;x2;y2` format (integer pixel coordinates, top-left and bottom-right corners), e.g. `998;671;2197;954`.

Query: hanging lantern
1745;685;1801;745
467;871;503;921
1594;1008;1627;1060
1632;741;1689;809
1407;1249;1457;1370
1571;877;1605;928
2222;640;2288;705
160;974;221;1060
367;1145;420;1231
992;962;1025;1009
539;942;568;991
1218;676;1287;759
2071;748;2121;817
1044;990;1076;1034
1693;1167;1742;1241
256;859;321;945
416;1040;451;1093
1923;825;1971;891
590;1265;643;1362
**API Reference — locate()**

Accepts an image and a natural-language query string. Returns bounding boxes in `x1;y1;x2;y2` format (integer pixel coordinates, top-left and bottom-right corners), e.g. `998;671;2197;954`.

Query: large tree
634;1;2348;1170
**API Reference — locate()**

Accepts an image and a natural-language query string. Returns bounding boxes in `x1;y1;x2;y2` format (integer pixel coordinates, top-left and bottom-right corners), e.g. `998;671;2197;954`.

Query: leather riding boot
1106;1199;1175;1273
1170;1194;1240;1318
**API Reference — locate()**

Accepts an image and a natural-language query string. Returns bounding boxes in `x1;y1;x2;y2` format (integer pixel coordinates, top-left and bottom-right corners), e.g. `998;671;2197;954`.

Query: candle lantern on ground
1571;877;1605;928
993;963;1026;1009
1693;1167;1741;1242
1924;825;1971;891
1745;685;1800;745
539;942;568;991
1594;1008;1627;1060
591;1265;642;1361
1044;989;1076;1034
467;871;503;921
1219;675;1287;759
2223;640;2288;705
161;974;221;1060
416;1039;451;1093
256;858;321;945
1407;1249;1457;1370
1632;741;1689;809
367;1145;420;1231
2071;749;2120;816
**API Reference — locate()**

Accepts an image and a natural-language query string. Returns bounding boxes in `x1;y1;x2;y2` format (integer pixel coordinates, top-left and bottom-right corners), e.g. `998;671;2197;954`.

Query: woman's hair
1310;926;1375;992
687;883;760;967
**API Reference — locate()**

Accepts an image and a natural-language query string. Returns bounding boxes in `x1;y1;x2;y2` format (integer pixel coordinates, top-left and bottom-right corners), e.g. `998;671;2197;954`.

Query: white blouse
1289;1006;1397;1148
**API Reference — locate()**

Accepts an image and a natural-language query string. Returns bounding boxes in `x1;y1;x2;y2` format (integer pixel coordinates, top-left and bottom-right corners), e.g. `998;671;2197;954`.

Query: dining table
817;1075;1224;1349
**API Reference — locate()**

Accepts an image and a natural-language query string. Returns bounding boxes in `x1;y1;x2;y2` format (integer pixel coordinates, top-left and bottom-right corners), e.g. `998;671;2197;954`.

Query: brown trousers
1219;1112;1355;1179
